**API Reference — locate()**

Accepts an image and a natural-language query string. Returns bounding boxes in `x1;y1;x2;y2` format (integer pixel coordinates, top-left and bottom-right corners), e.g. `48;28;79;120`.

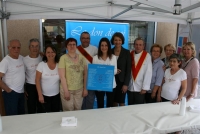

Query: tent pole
0;0;4;59
2;0;7;55
39;19;43;52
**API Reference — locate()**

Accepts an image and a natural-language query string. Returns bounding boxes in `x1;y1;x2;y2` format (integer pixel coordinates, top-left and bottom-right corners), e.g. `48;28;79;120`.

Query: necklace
68;54;77;59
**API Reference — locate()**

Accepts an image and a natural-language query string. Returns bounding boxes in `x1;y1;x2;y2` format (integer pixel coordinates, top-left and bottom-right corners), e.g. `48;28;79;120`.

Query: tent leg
2;0;7;56
39;19;44;52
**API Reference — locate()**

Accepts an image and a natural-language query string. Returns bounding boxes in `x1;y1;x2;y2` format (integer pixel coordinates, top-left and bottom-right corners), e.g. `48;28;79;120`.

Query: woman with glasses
93;37;117;108
58;38;87;111
182;42;199;101
145;44;164;103
35;45;60;112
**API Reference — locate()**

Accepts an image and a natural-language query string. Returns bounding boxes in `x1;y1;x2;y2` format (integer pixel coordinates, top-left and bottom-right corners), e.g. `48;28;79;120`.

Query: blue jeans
2;90;25;116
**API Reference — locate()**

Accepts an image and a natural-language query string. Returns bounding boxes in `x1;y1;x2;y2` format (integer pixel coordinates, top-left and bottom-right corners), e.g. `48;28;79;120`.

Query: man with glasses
0;39;25;115
23;38;42;114
77;32;98;110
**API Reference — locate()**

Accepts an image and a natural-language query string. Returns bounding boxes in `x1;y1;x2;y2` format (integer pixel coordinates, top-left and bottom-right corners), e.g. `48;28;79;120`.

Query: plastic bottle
0;114;2;132
179;97;186;116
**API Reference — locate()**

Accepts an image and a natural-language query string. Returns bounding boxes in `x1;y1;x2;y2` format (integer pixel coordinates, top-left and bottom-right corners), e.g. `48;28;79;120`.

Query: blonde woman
182;42;199;101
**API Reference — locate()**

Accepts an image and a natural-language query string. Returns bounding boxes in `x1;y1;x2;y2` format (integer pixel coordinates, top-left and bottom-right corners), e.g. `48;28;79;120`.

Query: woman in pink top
182;42;199;101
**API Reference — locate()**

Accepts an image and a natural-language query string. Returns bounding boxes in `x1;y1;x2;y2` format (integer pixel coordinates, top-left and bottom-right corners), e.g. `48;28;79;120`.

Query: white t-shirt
77;45;98;64
23;55;42;84
93;55;117;88
0;55;25;93
161;68;187;100
36;62;59;96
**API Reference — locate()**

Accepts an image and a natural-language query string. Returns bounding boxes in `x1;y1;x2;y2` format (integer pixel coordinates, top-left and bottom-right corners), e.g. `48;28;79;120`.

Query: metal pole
2;0;7;55
0;0;4;58
39;19;43;52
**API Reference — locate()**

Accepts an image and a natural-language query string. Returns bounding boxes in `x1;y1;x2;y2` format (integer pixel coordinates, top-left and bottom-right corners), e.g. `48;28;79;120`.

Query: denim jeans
2;90;25;116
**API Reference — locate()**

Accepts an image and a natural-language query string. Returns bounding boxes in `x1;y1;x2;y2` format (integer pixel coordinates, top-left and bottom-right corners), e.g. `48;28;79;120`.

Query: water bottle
179;97;186;116
0;114;2;132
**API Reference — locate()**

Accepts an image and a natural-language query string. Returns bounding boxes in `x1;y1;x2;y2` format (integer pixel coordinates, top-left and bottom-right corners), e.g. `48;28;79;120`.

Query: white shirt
93;55;117;88
128;51;152;92
77;44;98;64
23;55;42;84
0;55;25;93
161;68;187;100
36;62;59;96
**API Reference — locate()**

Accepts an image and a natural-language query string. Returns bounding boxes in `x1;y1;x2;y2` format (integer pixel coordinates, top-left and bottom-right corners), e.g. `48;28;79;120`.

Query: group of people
0;31;199;117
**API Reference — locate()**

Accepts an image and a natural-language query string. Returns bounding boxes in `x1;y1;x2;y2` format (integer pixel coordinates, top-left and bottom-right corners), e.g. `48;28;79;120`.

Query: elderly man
0;39;25;115
128;37;152;104
77;32;98;110
23;38;42;114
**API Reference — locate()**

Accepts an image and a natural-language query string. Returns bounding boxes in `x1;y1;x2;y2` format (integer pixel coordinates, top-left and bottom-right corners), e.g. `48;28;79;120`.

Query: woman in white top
157;53;187;104
93;37;117;108
36;45;60;112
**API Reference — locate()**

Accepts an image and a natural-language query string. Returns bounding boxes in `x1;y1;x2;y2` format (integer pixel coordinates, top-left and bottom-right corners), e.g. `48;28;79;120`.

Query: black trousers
145;93;156;103
26;83;43;114
127;91;145;105
42;93;60;113
95;91;114;108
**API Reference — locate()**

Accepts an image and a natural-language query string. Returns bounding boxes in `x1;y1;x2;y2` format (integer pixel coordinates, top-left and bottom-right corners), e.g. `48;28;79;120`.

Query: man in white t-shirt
0;39;25;115
23;38;42;114
77;32;98;110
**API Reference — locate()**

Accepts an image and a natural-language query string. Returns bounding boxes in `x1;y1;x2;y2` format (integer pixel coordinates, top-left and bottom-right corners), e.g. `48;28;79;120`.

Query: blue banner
65;20;129;49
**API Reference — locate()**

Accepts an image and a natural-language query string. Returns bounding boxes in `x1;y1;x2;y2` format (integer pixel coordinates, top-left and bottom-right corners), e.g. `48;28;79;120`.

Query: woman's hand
122;85;128;93
157;95;162;102
64;90;70;101
117;69;121;74
171;99;180;105
82;89;88;97
186;95;193;102
151;92;156;99
39;95;44;103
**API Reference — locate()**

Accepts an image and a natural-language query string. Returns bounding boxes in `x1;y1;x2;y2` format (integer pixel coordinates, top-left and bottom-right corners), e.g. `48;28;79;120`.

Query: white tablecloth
1;99;200;134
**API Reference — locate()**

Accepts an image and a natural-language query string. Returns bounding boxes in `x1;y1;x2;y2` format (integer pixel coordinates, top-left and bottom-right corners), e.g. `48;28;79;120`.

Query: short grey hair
8;39;21;46
29;38;40;47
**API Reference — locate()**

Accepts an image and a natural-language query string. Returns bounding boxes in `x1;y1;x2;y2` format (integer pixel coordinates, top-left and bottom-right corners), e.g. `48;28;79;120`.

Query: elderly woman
36;45;60;112
182;42;199;101
111;32;131;106
58;38;87;111
145;44;164;103
157;53;187;104
162;44;176;69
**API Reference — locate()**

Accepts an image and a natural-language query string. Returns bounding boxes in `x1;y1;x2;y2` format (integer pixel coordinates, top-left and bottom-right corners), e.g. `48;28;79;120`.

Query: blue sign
87;64;114;92
65;20;129;49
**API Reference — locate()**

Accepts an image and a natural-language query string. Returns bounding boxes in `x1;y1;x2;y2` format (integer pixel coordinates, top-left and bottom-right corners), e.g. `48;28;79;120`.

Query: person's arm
172;79;187;104
58;68;70;100
0;72;12;93
141;54;152;94
157;78;165;102
82;65;88;97
186;59;199;101
35;70;44;103
152;62;165;98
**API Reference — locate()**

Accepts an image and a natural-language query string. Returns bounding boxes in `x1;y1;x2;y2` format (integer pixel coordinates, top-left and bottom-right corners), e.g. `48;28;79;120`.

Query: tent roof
4;0;200;24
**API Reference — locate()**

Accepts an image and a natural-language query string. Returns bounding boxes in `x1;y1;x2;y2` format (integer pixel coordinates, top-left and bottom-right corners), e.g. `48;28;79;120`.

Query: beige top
58;54;86;90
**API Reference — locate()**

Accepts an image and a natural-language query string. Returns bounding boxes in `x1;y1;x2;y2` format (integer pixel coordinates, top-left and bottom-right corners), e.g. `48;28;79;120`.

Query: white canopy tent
1;0;200;56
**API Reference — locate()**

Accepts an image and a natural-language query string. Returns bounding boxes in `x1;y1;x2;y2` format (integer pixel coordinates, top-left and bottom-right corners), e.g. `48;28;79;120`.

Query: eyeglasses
30;45;39;48
81;37;90;40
